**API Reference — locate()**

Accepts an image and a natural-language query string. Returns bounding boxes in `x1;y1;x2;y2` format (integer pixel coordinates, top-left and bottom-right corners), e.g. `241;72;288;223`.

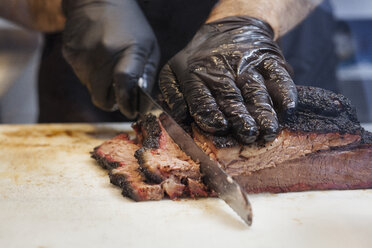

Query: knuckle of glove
261;58;298;115
159;64;191;125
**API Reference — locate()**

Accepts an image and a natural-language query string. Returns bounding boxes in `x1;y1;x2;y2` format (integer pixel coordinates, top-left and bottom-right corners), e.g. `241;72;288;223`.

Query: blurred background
331;0;372;123
0;0;371;124
0;18;41;123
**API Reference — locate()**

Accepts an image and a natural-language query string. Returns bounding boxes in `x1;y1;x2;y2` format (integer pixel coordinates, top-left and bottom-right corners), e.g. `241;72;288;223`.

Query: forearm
0;0;65;32
207;0;323;39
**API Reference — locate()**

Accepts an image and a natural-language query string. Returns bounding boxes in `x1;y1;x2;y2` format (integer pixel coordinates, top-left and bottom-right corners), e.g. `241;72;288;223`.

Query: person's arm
0;0;65;32
207;0;323;39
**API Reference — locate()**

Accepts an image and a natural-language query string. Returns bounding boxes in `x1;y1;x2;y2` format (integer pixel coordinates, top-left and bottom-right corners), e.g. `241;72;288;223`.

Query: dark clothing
279;0;338;93
38;0;338;123
137;0;218;68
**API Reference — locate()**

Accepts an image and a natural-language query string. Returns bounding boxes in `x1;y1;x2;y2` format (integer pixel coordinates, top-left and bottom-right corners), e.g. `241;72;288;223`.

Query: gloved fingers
62;44;117;111
181;73;229;134
260;58;298;119
237;70;279;141
195;70;258;144
141;42;160;92
114;45;150;119
159;64;190;124
89;63;117;111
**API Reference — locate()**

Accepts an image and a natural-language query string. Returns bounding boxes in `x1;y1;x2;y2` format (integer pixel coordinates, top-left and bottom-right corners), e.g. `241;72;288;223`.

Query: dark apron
38;0;337;123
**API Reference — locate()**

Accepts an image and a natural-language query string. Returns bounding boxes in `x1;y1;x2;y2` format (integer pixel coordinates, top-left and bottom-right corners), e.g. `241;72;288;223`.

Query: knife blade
137;84;253;225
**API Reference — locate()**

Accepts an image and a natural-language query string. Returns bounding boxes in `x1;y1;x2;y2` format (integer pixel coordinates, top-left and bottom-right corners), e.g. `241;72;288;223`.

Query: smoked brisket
92;133;164;201
93;116;211;201
92;86;372;201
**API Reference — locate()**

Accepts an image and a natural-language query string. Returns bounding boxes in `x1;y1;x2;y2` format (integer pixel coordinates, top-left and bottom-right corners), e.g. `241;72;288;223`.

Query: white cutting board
0;123;372;248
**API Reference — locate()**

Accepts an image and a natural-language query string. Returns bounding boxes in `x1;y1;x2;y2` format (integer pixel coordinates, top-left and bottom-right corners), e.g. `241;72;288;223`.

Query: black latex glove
62;0;160;119
159;16;297;144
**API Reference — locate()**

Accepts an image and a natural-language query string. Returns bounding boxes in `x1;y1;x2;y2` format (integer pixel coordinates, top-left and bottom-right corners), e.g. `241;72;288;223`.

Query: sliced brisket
92;86;372;201
92;133;164;201
132;114;210;198
92;116;211;200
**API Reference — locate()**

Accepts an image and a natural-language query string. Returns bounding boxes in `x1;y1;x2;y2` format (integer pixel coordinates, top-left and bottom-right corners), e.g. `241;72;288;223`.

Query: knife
137;82;253;225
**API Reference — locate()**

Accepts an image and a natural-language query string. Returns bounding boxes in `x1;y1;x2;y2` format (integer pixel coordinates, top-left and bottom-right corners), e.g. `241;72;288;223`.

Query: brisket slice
132;114;210;198
91;117;211;201
91;133;163;201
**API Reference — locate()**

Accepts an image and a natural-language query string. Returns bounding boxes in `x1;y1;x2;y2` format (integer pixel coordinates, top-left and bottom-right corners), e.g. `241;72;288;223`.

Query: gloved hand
159;16;297;144
62;0;160;119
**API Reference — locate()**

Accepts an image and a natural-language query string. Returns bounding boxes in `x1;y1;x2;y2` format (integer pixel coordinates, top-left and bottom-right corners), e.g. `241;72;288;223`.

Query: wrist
206;0;279;39
207;0;322;40
205;16;275;42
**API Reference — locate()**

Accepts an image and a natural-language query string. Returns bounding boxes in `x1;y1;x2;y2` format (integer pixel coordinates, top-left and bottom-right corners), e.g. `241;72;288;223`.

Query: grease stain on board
0;124;129;186
292;218;303;225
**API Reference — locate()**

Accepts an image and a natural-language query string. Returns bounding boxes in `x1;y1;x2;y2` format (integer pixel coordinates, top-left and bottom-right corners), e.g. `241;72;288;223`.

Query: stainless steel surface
138;87;253;225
